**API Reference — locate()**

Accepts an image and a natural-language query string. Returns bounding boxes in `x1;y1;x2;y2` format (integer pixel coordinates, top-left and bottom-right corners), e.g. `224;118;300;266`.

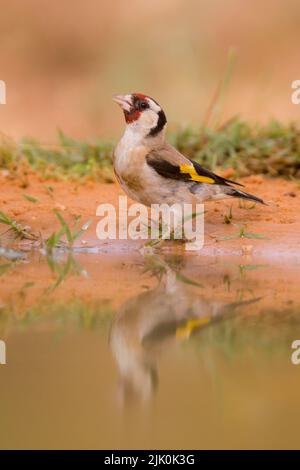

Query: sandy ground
1;172;300;330
1;171;300;258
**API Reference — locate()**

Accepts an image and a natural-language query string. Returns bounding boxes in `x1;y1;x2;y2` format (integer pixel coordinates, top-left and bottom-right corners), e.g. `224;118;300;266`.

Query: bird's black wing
146;148;244;187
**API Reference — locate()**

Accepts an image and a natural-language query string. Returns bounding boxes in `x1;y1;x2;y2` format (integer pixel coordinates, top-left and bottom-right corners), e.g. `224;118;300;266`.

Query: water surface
0;250;300;449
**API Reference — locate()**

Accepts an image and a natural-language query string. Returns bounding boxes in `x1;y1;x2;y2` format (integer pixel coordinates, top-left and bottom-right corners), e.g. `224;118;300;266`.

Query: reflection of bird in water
109;256;260;404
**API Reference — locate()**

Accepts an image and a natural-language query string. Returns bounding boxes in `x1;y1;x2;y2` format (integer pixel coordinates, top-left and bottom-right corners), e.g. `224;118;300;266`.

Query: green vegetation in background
1;120;300;181
190;305;300;359
170;119;300;178
1;51;299;181
0;297;113;338
0;130;115;182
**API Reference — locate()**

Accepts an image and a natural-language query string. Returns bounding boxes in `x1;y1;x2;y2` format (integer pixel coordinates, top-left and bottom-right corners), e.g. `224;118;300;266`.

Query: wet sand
1;172;300;258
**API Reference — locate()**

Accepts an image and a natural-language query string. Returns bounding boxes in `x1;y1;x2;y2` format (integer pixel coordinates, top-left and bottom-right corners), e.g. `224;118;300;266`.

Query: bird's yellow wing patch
176;317;211;340
179;164;215;184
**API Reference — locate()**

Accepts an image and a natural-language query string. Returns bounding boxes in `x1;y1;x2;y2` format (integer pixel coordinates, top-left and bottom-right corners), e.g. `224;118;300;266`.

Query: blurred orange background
0;0;299;142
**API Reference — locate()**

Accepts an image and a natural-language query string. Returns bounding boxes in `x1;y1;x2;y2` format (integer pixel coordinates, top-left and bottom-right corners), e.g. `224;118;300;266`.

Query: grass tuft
0;210;39;241
216;224;270;242
44;210;92;253
0;131;115;182
1;121;300;181
170;119;300;179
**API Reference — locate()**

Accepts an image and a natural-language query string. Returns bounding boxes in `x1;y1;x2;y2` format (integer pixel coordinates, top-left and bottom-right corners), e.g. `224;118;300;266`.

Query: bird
113;93;265;208
110;254;261;403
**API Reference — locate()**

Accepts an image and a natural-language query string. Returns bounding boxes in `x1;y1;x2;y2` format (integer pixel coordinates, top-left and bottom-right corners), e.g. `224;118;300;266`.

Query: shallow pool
0;250;300;449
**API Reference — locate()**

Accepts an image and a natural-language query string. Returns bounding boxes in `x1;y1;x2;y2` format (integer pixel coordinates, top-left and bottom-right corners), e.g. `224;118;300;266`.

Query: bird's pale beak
113;94;132;112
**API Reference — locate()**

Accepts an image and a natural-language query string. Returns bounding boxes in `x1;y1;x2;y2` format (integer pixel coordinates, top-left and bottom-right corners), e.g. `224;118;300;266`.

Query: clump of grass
216;224;270;242
0;210;39;241
44;210;92;253
0;207;91;251
1;119;300;181
45;252;86;292
170;119;300;178
0;130;115;182
142;255;203;287
1;297;113;335
237;264;268;275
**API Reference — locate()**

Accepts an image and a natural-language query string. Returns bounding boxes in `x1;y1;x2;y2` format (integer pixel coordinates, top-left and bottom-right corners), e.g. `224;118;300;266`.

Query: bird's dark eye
139;101;148;110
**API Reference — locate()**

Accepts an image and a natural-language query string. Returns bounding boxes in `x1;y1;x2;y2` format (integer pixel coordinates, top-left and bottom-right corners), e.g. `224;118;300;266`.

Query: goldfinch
110;255;261;402
113;93;265;207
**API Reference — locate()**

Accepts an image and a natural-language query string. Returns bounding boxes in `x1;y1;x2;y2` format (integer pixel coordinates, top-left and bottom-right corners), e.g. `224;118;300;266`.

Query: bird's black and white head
113;93;167;139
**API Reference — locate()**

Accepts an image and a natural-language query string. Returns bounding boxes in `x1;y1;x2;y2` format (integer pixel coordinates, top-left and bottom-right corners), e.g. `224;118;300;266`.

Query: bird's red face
113;93;167;137
113;93;151;123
